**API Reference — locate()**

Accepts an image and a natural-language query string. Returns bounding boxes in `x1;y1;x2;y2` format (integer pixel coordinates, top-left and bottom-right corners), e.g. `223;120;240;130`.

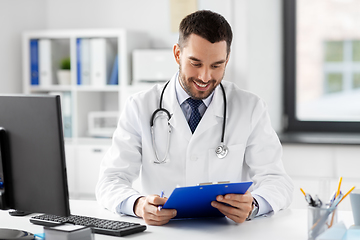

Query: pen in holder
308;190;341;240
301;183;356;240
308;204;338;240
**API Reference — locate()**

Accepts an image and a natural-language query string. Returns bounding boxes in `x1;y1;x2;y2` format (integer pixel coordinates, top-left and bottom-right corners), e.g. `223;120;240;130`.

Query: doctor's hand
134;195;177;226
211;190;253;223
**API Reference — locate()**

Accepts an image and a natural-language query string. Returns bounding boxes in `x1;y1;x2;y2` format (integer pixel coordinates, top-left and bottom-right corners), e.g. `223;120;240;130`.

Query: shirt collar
175;72;214;107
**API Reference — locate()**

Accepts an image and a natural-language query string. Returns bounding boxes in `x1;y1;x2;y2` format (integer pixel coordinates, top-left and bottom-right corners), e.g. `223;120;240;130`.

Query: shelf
75;137;112;146
29;85;120;93
29;85;72;92
23;28;149;143
76;85;119;92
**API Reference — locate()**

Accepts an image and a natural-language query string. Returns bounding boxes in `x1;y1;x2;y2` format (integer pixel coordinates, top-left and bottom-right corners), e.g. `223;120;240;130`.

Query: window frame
283;0;360;133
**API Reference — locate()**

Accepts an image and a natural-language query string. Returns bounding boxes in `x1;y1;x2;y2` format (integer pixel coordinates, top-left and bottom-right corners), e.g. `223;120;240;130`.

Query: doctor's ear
173;44;181;65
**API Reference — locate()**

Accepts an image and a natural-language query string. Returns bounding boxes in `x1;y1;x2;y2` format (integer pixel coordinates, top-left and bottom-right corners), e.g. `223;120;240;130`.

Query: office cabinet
22;29;149;199
64;144;76;197
74;145;108;198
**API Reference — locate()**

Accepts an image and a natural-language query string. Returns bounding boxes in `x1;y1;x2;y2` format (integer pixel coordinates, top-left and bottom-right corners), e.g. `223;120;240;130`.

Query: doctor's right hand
134;195;177;225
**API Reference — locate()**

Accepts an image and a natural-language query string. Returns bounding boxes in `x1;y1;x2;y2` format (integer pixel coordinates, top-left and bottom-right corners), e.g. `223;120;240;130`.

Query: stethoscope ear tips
215;143;228;159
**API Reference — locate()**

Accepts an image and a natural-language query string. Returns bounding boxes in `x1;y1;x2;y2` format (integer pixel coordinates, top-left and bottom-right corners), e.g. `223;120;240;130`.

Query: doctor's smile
193;80;210;91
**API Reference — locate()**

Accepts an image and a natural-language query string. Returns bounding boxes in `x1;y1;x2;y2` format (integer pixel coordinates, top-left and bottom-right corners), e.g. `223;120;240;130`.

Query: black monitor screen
0;95;70;217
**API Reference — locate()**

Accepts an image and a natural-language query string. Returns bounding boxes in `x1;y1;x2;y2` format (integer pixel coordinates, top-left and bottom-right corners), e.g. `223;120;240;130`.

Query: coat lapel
163;74;192;142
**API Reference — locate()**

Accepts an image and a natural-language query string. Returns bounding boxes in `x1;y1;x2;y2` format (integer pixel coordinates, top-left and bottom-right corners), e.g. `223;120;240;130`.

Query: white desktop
0;200;355;240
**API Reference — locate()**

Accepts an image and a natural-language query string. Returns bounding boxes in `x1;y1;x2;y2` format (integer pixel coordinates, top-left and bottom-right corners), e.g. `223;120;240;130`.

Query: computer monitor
0;95;70;238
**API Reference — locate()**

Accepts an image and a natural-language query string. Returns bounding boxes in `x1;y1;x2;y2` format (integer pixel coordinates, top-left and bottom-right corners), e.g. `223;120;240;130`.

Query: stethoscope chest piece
215;143;228;159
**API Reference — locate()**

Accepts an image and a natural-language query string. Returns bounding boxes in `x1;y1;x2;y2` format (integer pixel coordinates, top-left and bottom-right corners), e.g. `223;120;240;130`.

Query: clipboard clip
197;181;230;186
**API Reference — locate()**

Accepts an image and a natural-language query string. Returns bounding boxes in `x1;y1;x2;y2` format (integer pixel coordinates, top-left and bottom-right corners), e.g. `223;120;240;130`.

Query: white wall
247;0;283;132
0;0;47;93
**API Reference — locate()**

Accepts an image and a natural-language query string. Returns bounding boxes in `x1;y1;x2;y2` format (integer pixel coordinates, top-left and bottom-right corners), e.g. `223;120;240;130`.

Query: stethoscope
150;81;228;164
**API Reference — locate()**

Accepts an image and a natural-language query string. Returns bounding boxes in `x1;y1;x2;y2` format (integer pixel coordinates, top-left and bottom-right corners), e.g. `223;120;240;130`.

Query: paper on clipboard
162;181;253;219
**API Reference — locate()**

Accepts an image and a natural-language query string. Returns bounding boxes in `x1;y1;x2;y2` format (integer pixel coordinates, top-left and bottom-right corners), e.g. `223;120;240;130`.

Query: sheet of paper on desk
344;225;360;240
315;221;347;240
162;181;253;219
315;222;360;240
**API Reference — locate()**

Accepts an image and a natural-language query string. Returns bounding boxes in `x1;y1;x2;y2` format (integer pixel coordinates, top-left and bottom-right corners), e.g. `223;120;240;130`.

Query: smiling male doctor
96;10;294;226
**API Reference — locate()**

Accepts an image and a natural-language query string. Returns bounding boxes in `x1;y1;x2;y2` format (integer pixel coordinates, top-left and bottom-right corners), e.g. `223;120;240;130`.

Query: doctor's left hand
134;195;177;226
211;190;253;223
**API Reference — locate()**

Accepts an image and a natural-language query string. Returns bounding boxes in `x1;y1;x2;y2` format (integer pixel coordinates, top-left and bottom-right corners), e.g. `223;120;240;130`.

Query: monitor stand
0;228;34;240
9;210;31;217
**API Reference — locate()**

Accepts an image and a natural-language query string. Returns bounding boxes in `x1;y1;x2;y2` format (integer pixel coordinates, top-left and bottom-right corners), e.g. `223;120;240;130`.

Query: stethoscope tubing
150;80;227;163
219;83;226;144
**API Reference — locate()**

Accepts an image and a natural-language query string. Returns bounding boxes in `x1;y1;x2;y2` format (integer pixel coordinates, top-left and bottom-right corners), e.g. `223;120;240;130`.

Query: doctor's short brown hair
178;10;233;56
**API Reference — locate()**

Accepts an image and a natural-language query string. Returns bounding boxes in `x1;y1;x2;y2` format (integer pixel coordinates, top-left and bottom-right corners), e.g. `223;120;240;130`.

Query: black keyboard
30;214;147;237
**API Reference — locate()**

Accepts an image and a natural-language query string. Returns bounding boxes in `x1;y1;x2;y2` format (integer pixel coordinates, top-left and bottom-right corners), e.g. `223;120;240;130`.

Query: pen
329;177;343;228
338;186;355;205
300;188;316;207
336;177;342;198
329;186;355;228
313;195;322;208
300;188;306;196
329;192;343;227
158;190;164;211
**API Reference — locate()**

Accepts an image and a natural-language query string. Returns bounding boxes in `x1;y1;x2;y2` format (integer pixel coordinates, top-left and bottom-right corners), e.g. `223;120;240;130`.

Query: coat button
191;155;198;161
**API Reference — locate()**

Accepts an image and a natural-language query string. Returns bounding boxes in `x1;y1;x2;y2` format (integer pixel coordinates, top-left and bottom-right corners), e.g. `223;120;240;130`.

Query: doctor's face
173;34;229;100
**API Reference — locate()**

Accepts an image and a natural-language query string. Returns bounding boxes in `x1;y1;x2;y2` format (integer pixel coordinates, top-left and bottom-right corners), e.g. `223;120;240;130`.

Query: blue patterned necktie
187;98;203;133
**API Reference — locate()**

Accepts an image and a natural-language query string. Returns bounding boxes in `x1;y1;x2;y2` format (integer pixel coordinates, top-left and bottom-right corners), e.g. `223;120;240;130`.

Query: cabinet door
75;145;108;198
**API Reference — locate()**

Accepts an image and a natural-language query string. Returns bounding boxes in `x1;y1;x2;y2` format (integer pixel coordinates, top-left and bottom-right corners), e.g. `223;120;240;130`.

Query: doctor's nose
198;67;212;83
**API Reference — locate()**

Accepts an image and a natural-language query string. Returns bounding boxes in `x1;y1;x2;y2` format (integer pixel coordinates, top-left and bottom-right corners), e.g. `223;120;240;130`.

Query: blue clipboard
162;181;253;219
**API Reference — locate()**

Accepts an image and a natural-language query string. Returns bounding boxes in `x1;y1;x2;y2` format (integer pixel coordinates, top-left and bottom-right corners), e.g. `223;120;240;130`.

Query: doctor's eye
191;62;202;68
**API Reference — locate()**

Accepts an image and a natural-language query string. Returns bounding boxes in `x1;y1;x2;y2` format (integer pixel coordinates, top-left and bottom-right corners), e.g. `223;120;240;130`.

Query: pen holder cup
308;205;338;240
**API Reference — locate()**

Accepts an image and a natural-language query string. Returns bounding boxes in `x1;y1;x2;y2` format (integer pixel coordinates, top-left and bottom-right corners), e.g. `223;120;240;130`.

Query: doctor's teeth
195;82;208;88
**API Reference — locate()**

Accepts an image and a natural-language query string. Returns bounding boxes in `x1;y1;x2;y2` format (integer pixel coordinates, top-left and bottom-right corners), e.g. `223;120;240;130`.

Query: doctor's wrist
134;196;145;218
246;197;259;221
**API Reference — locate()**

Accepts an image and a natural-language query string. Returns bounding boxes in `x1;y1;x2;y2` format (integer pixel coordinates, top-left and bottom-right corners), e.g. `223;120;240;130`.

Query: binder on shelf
62;91;72;138
81;38;91;85
39;39;53;86
108;55;118;85
77;38;91;85
49;92;72;138
76;38;81;85
90;38;115;86
30;39;39;85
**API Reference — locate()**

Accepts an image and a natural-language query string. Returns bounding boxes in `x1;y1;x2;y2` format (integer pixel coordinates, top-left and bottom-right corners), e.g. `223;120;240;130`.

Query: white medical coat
96;74;294;214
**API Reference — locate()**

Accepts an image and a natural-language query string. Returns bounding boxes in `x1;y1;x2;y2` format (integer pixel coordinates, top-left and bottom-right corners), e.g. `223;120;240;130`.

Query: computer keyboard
30;214;147;237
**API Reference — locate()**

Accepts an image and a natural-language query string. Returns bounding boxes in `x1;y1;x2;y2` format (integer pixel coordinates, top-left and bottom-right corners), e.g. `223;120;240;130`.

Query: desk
0;200;355;240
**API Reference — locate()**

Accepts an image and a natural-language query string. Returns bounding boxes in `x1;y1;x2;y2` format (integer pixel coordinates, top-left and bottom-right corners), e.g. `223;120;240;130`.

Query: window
283;0;360;132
